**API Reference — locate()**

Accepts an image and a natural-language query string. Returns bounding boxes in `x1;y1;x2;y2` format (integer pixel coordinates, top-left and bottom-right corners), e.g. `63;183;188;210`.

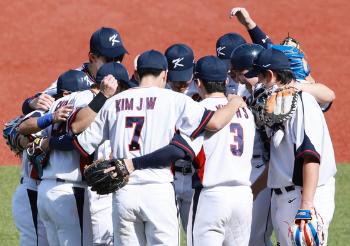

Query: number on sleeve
125;116;144;151
230;123;244;156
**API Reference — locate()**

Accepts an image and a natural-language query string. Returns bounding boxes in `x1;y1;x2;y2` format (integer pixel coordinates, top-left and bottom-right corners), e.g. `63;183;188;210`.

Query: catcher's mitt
3;116;30;156
249;85;270;129
290;208;324;246
84;159;129;195
27;137;49;178
264;86;298;127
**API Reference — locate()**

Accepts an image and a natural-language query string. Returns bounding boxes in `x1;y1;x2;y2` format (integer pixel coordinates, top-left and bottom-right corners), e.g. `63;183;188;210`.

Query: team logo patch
109;34;120;46
172;57;184;68
216;46;226;56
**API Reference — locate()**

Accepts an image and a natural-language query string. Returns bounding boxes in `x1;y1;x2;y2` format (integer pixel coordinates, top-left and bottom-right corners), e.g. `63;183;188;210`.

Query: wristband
88;92;107;113
37;113;53;129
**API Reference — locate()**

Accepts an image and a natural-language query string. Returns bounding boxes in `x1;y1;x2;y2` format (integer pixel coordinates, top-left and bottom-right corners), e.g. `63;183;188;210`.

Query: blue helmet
230;43;264;71
56;70;91;94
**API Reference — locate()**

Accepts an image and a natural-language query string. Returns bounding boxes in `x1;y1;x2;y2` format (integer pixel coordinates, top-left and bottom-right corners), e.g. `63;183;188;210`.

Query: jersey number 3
125;117;144;151
230;123;244;156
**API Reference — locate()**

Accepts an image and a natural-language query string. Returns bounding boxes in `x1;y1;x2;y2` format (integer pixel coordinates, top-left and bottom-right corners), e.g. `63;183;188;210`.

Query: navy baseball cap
90;27;128;58
57;70;91;94
165;44;195;82
195;56;228;81
95;62;137;88
216;33;246;68
245;48;291;78
137;50;168;71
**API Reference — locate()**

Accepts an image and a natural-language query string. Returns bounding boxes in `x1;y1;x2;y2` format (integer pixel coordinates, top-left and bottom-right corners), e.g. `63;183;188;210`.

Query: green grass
1;165;349;245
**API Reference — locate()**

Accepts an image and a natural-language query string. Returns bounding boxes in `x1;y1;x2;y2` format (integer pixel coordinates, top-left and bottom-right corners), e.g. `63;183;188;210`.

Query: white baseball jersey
76;86;213;184
188;97;255;188
267;92;336;188
42;90;95;182
43;63;95;96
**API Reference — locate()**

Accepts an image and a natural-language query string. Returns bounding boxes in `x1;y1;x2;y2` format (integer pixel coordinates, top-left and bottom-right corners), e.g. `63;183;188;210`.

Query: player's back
193;97;255;188
104;86;207;184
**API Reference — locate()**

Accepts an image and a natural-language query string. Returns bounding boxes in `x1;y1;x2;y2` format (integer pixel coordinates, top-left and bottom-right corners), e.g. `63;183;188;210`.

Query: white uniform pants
271;177;335;246
249;187;273;246
112;183;179;246
37;180;93;246
174;171;193;232
87;188;113;245
12;178;49;246
187;185;253;246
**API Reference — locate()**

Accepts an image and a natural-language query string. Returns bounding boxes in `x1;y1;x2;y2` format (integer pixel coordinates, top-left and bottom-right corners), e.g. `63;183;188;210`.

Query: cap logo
262;64;271;68
217;46;226;56
172;57;184;68
109;34;120;46
261;35;270;43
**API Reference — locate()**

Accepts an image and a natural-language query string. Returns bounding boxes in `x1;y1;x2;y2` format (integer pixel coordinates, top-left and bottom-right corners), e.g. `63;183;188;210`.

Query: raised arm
229;7;272;48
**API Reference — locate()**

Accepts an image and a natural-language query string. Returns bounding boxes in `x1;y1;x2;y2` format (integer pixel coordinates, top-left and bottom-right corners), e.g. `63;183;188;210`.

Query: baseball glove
26;137;49;178
269;35;311;80
3;116;30;156
84;159;129;195
290;208;325;246
264;86;298;127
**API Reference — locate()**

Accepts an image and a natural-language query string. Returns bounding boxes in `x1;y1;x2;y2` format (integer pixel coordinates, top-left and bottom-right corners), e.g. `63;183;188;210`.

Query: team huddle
3;7;337;246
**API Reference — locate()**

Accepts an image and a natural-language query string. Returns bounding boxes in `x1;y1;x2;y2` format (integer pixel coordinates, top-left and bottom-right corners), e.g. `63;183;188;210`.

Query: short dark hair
262;69;295;85
137;68;163;80
91;51;125;63
200;79;226;93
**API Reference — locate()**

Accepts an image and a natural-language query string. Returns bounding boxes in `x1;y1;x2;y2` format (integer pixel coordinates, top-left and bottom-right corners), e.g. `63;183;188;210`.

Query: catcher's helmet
230;43;264;71
57;70;91;94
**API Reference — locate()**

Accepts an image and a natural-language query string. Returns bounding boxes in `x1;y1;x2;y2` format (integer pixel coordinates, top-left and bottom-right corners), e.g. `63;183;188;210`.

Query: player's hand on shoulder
100;75;119;98
227;94;247;108
29;93;55;111
229;7;256;30
53;105;73;123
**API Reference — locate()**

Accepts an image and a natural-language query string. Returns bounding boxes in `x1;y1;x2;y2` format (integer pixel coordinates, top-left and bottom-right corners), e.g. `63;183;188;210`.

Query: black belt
56;178;68;183
174;166;192;175
273;185;295;195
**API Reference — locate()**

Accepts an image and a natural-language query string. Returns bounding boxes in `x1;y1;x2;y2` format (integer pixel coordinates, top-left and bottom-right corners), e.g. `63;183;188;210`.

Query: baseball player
13;70;91;246
164;43;199;234
245;48;336;246
21;63;133;245
73;50;246;246
183;55;255;246
230;43;274;246
21;26;128;115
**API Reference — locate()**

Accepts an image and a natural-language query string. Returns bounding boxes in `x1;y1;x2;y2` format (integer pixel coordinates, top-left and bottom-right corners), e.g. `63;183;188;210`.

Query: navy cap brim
120;79;137;88
244;68;261;78
101;46;128;58
167;66;194;82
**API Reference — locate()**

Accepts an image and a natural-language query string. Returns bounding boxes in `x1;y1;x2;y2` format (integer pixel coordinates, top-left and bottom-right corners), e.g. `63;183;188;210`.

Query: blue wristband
37;113;53;129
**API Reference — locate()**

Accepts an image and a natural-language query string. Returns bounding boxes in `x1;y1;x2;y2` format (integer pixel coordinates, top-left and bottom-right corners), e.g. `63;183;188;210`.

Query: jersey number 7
230;123;244;156
125;116;145;151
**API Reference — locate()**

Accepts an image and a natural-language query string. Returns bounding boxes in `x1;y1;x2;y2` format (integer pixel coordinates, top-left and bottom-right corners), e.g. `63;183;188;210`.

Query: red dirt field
0;0;349;165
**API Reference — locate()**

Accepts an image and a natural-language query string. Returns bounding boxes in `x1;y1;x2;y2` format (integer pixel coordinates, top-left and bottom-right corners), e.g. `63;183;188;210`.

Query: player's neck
139;76;165;88
204;92;225;99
